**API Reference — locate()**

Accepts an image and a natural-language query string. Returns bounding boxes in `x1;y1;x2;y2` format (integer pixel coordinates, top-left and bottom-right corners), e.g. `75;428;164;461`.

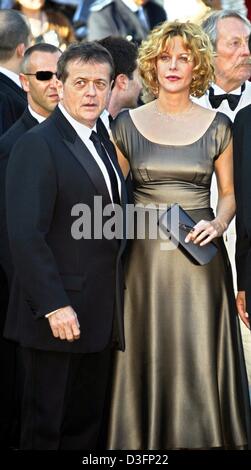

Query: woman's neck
157;92;191;115
20;7;42;20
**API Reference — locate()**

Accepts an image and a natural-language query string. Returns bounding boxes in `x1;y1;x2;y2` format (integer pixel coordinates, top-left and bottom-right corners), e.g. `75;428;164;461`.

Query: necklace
154;100;194;121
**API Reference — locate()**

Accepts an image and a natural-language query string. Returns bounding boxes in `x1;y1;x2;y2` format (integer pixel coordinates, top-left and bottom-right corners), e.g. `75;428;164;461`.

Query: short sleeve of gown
110;110;132;162
214;112;232;160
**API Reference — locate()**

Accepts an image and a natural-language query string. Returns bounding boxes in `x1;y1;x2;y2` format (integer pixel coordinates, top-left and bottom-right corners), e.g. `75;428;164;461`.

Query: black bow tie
208;83;245;111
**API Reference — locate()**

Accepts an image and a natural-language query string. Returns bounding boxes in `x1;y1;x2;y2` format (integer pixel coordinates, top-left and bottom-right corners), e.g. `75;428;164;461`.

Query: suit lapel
21;108;39;129
63;135;112;208
51;108;112;205
52;107;127;220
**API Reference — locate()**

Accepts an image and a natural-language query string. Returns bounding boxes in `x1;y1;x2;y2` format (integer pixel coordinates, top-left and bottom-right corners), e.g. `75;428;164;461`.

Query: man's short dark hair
21;43;62;73
98;36;138;80
0;9;30;61
57;42;115;83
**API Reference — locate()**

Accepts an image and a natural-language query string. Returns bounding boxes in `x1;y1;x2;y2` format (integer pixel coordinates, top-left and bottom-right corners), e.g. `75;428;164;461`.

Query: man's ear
19;73;29;92
16;43;26;59
115;73;129;91
56;79;64;100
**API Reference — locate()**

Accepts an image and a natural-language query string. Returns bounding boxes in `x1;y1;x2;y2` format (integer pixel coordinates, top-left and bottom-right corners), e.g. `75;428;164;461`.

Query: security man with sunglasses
0;42;61;449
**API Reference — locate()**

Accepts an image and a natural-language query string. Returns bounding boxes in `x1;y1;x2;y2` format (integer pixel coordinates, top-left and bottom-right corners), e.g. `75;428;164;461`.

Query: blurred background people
0;0;14;7
221;0;247;16
87;0;167;43
15;0;76;49
163;0;221;23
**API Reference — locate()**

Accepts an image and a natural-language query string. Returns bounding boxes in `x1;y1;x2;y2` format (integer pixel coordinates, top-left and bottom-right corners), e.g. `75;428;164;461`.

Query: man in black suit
0;7;29;448
0;43;61;448
233;34;251;398
233;104;251;333
5;42;127;450
0;9;30;137
87;0;166;43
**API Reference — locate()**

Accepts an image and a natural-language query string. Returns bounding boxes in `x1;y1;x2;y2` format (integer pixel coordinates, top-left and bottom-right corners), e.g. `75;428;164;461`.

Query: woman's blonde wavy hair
138;21;215;102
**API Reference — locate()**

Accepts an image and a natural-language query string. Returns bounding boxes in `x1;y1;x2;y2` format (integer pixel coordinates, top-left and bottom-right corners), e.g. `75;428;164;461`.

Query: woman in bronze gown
107;21;251;449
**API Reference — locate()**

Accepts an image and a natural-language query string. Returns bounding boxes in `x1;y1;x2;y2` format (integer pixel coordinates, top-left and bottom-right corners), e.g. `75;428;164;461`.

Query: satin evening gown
107;110;251;450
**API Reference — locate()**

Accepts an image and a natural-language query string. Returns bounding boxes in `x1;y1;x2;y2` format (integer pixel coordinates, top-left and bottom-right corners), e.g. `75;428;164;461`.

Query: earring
154;84;159;96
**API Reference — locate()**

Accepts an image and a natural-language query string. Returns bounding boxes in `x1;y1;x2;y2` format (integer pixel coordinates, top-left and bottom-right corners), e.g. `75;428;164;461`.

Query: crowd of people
0;0;251;452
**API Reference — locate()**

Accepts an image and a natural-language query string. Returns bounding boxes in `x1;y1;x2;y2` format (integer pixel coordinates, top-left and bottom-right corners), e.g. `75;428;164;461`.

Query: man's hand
236;291;250;329
48;306;81;341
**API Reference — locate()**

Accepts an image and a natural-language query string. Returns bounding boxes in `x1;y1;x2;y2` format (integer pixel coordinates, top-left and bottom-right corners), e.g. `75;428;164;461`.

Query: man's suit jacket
87;0;167;42
5;106;127;353
0;108;38;287
0;73;27;137
0;107;37;447
233;104;251;313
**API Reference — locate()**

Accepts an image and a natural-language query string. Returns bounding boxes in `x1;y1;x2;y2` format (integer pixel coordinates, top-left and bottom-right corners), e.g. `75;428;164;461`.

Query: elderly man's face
215;17;251;90
57;59;113;128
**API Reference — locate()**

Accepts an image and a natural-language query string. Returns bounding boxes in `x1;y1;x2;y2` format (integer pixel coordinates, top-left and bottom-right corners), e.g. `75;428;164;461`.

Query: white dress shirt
28;105;46;124
193;81;251;122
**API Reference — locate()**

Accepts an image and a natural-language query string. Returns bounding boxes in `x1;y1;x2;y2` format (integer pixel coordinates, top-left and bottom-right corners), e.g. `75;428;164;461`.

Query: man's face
20;51;61;116
125;68;142;108
57;59;113;128
215;17;251;90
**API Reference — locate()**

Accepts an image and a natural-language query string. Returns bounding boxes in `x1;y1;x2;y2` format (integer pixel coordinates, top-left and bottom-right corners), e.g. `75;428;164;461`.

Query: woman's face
17;0;45;10
156;36;194;96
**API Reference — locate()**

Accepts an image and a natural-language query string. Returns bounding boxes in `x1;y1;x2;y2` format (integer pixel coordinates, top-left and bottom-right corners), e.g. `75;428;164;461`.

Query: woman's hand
184;218;227;246
236;291;250;329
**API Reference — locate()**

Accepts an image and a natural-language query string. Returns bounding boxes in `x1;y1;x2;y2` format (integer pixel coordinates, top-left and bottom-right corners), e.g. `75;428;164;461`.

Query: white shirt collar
100;108;111;133
58;102;96;137
211;83;243;96
28;105;46;124
0;66;22;88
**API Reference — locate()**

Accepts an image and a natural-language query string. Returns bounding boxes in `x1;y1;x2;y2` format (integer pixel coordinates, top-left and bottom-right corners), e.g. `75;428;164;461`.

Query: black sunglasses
24;71;57;81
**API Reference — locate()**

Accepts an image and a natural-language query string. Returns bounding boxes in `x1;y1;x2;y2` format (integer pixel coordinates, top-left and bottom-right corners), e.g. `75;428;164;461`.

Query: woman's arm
113;142;130;179
214;139;235;231
185;140;235;246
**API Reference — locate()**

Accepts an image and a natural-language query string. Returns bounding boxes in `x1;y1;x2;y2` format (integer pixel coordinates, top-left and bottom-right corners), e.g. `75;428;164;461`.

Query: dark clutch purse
158;203;218;265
